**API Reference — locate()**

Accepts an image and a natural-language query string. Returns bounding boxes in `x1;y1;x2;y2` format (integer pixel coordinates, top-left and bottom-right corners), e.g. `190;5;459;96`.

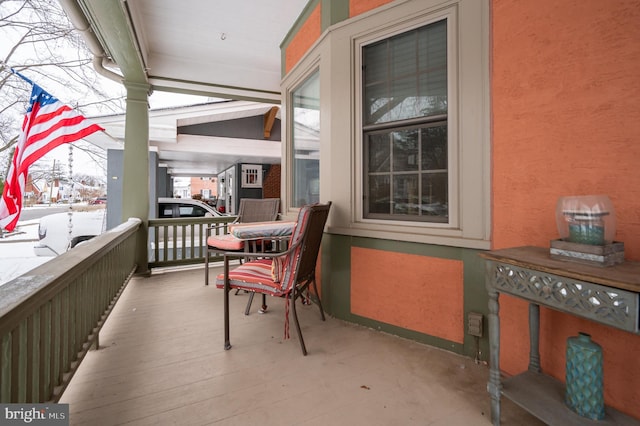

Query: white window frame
241;164;263;188
348;1;489;249
282;60;321;214
359;12;456;226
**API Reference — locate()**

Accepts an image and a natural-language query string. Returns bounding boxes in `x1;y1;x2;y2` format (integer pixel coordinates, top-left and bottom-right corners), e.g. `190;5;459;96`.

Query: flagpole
0;60;34;86
9;67;35;86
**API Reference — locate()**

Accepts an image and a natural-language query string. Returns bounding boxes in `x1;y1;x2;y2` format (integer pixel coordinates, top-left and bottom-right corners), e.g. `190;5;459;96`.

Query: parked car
90;197;107;205
34;210;107;256
152;198;226;260
33;198;222;258
157;197;224;218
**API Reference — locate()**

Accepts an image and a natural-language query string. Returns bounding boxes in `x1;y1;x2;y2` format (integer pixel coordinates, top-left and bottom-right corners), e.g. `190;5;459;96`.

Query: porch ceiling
75;0;309;101
64;0;309;175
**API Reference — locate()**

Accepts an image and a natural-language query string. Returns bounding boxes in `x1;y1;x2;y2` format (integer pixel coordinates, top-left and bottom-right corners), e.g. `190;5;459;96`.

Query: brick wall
262;165;281;201
190;177;217;199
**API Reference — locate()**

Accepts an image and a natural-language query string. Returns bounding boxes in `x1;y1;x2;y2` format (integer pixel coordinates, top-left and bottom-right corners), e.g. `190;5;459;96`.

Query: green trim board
321;233;490;360
280;0;351;78
350;312;465;355
321;0;350;31
80;0;147;83
319;233;352;318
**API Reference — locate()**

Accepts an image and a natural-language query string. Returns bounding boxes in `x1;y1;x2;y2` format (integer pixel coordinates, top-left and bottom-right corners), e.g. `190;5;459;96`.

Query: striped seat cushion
207;234;244;251
215;259;285;296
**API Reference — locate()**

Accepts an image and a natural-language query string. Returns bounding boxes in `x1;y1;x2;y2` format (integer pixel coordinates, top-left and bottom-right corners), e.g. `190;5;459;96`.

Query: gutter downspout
58;0;124;84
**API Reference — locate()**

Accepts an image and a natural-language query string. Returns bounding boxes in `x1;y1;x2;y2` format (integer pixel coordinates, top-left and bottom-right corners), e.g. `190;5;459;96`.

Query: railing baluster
60;288;69;388
172;225;177;260
1;334;11;400
153;225;160;263
27;312;39;402
12;322;26;402
52;294;61;391
40;302;51;401
191;223;195;259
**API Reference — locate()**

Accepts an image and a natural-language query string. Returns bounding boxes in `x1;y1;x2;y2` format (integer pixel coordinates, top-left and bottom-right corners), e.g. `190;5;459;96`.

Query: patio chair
215;201;331;355
204;198;280;286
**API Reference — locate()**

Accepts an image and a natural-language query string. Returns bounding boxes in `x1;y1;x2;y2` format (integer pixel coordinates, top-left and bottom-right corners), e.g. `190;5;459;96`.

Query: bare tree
0;0;125;174
27;157;66;182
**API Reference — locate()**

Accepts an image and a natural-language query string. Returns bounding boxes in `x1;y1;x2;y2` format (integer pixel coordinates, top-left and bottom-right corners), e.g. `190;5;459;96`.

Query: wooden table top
479;246;640;293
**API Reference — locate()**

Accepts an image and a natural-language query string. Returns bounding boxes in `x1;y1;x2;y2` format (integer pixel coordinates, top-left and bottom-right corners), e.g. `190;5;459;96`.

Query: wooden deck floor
60;265;542;426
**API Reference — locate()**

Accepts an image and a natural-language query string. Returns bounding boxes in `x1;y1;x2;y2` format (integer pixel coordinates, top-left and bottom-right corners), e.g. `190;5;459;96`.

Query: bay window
282;0;489;248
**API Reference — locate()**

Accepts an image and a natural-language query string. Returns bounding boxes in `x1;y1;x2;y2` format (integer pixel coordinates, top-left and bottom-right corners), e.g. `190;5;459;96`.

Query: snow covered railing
0;218;141;403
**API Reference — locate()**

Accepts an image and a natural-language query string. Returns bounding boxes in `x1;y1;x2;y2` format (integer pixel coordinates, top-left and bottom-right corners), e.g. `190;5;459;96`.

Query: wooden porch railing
148;215;236;268
0;218;141;403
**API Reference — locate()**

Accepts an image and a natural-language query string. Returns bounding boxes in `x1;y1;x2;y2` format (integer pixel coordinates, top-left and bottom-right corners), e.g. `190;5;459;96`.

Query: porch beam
263;106;279;139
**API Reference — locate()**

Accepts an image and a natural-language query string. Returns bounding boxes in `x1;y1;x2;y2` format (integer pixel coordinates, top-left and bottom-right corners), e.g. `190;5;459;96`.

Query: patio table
229;221;296;240
223;220;296;255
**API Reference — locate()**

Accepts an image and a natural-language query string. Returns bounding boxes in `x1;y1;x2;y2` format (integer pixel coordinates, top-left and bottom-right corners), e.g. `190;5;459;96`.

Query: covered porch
35;0;640;423
60;264;538;425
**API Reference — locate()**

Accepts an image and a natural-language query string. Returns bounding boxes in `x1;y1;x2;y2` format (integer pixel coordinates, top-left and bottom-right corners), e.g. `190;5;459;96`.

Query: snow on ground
0;219;52;286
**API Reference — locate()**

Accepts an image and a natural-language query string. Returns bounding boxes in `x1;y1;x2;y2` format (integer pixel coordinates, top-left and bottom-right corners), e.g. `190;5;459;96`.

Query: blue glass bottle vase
565;332;605;420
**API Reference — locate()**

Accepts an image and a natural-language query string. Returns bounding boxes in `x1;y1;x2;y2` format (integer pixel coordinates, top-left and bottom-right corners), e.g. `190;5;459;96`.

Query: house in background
23;175;44;206
216;163;282;215
57;0;640;422
189;177;217;202
29;178;60;204
171;177;190;199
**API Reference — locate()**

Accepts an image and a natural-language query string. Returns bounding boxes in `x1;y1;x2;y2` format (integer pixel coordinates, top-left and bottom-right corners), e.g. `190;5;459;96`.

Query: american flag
0;81;104;232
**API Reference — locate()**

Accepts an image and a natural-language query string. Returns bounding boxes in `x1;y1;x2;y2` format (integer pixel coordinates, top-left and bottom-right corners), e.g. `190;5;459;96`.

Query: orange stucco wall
349;0;394;17
285;0;398;72
351;247;464;344
492;0;640;418
285;3;321;73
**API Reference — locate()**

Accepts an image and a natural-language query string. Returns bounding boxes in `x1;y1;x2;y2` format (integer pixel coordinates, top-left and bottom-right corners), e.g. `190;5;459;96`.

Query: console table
479;246;640;426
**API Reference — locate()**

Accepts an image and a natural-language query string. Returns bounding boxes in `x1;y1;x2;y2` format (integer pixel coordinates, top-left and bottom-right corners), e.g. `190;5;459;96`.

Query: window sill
327;225;491;250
